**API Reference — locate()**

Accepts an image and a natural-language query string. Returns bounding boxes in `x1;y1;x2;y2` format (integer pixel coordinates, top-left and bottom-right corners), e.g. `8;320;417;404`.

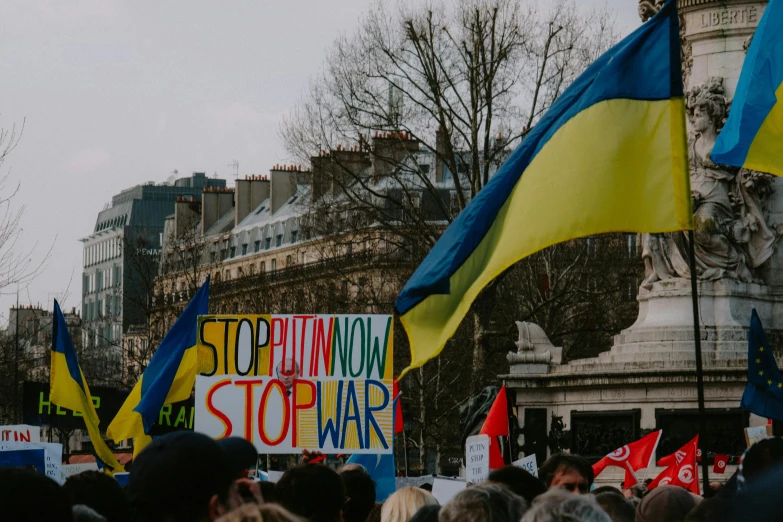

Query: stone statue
638;0;665;22
642;78;778;288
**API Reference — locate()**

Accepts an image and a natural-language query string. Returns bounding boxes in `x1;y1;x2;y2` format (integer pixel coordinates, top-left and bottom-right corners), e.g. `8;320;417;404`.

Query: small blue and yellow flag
712;0;783;175
741;309;783;421
50;300;124;472
107;276;209;455
394;0;691;376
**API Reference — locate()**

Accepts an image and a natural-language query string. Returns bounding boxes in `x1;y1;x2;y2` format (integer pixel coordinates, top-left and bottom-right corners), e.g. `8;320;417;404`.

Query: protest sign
0;448;47;474
432;478;466;504
194;314;394;454
465;434;490;484
23;381;193;435
0;424;40;443
63;463;99;477
744;425;773;447
0;441;64;484
266;471;285;483
513;454;538;478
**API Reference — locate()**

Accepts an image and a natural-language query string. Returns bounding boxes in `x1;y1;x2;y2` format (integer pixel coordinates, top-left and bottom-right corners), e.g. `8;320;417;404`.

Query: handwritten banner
194;314;394;454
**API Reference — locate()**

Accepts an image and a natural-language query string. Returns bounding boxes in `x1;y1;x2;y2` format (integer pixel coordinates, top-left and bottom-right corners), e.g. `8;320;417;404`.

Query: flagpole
687;229;710;494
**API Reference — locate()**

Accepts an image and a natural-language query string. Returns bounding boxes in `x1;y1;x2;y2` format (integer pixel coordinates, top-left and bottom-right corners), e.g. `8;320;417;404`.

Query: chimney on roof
201;187;234;234
235;175;270;226
175;196;201;239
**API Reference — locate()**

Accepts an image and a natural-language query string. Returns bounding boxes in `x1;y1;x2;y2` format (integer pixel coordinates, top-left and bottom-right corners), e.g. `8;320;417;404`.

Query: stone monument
504;0;782;484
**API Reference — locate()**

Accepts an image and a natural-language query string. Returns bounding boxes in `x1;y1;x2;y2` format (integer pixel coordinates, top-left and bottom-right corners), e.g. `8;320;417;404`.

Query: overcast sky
0;0;641;324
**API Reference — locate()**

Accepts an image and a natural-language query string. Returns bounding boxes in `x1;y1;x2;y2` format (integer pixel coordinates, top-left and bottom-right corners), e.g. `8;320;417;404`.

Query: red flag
623;462;639;488
593;430;662;478
713;454;729;474
479;386;509;469
649;436;700;495
393;380;404;434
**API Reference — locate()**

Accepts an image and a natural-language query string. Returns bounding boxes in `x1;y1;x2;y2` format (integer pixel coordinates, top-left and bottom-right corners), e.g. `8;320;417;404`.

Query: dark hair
410;504;440;522
340;468;376;522
685;496;734;522
63;471;128;522
0;468;72;522
538;453;594;488
591;486;623;497
595;492;635;522
439;483;527;522
741;438;783;485
487;466;547;504
420;483;433;492
364;503;383;522
276;464;345;522
259;481;278;504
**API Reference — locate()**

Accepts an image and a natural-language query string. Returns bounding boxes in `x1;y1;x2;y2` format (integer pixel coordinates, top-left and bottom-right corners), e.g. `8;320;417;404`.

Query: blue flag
741;309;783;421
711;0;783;176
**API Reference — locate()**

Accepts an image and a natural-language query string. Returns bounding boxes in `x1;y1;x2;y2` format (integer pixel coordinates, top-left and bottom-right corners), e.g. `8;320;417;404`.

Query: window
113;265;121;286
254;240;261;252
220;248;227;261
271;259;277;272
265;238;271;250
249;264;255;276
291;231;298;243
230;247;236;258
210;252;216;264
128;339;135;358
626;234;638;258
225;269;231;281
276;235;283;247
241;244;248;255
420;164;430;174
586;237;596;258
260;261;265;273
286;255;293;267
96;271;103;291
238;267;244;278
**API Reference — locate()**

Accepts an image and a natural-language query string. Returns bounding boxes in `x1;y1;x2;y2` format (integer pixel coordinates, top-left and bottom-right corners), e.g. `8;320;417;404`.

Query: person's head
636;486;701;522
215;503;306;522
409;505;440;522
439;482;526;522
340;468;376;522
127;431;250;522
738;437;783;489
591;486;623;497
276;464;345;522
488;465;547;504
382;486;438;522
521;489;610;522
0;467;72;522
595;492;635;522
258;481;278;504
365;503;383;522
72;505;107;522
62;470;129;522
539;454;593;494
276;359;301;389
684;496;734;522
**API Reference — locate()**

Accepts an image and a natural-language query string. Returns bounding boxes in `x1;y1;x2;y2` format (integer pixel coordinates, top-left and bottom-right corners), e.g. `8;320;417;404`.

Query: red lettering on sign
291;379;317;447
206;379;233;437
258;379;290;446
234;380;264;441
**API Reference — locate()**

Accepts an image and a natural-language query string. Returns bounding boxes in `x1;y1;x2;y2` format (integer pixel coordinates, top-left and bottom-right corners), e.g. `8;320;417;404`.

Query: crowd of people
2;432;782;522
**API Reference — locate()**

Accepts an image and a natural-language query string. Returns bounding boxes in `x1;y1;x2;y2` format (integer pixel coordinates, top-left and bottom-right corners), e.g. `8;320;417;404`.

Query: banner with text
195;314;394;454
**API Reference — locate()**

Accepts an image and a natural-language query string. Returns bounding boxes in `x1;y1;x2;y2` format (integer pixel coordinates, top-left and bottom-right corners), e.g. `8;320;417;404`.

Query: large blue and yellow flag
741;309;783;421
50;300;124;472
107;276;209;455
394;0;691;376
712;0;783;175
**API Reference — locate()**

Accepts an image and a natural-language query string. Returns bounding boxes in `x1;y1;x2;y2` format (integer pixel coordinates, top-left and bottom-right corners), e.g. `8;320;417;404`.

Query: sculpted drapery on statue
642;77;778;288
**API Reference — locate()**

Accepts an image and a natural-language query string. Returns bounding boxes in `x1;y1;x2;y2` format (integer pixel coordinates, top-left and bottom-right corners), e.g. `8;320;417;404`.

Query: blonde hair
216;503;307;522
381;487;439;522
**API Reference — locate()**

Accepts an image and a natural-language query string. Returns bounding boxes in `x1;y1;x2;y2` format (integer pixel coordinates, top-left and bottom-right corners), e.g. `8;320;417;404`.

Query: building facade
80;172;225;384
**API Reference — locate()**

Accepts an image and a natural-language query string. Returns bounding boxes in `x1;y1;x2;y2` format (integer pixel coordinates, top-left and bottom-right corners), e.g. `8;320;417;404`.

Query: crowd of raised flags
19;0;783;519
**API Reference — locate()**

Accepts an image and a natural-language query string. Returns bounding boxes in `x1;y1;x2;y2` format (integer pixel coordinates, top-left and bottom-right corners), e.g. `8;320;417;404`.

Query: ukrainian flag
50;300;124;472
712;0;783;175
107;276;209;455
394;0;691;376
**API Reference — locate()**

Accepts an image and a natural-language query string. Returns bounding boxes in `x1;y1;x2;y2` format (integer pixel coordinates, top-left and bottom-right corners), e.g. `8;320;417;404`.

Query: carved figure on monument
638;0;665;22
642;77;778;287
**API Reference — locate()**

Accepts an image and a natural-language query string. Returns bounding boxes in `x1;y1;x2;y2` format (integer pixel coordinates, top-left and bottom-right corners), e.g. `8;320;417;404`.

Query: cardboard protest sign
63;463;99;477
195;314;394;454
0;442;64;484
744;425;773;447
466;434;490;484
513;454;538;478
0;448;47;474
0;424;40;443
432;478;466;504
